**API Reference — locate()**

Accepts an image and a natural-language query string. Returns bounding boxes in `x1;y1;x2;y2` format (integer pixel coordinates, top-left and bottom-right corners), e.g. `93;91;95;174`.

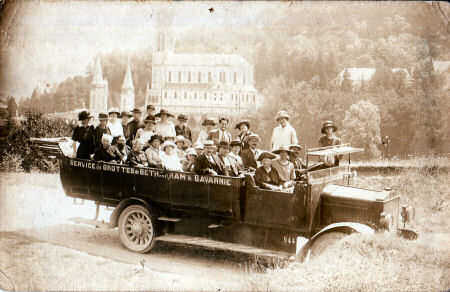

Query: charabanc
31;139;417;260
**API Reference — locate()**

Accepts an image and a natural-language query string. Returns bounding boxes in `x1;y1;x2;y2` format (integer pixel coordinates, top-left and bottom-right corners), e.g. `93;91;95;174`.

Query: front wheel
309;231;346;257
118;205;157;253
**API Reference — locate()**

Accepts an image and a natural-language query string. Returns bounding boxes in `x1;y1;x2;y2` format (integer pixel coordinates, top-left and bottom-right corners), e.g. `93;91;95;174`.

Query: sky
0;1;275;98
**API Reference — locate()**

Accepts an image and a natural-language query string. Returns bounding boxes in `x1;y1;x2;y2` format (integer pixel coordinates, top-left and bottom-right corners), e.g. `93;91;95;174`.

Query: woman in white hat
182;148;197;172
175;135;191;161
270;110;298;151
160;140;183;171
271;145;296;191
107;107;124;138
136;116;156;148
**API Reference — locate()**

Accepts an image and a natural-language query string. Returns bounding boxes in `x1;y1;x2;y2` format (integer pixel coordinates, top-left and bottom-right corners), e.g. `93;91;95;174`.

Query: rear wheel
310;231;346;256
118;205;157;253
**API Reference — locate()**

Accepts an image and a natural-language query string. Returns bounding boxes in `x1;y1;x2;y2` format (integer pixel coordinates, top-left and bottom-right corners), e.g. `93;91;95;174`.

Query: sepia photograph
0;1;449;291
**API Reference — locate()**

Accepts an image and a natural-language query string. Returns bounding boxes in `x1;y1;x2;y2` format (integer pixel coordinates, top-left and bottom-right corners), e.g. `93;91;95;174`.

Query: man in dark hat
127;108;143;145
120;111;132;140
235;119;253;150
193;140;220;175
208;117;232;146
146;104;156;119
94;112;111;149
72;110;95;159
319;121;342;166
175;113;192;142
289;144;306;172
155;109;176;138
215;141;239;177
241;133;261;170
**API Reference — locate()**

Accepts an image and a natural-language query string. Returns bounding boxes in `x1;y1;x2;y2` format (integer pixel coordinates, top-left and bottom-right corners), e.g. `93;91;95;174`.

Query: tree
342;100;381;158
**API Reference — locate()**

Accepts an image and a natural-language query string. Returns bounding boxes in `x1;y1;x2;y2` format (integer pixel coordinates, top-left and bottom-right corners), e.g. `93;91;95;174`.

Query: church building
89;57;109;113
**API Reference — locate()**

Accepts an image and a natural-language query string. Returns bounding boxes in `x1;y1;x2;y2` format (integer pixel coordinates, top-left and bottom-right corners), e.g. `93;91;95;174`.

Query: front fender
296;222;374;260
109;197;151;228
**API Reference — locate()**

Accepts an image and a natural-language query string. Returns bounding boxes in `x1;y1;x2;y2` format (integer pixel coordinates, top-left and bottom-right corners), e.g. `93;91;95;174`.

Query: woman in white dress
107;107;124;138
160;141;183;171
136;116;156;148
196;117;216;145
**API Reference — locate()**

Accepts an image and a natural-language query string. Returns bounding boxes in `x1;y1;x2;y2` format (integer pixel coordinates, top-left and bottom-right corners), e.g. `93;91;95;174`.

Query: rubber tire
118;204;157;253
310;231;346;257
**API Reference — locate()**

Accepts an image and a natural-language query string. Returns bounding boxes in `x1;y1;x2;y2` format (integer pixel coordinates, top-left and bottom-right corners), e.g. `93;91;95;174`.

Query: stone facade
89;57;109;113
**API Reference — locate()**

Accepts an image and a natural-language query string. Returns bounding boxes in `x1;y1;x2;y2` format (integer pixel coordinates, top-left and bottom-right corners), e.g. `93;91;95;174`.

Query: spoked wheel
118;205;157;253
310;231;346;257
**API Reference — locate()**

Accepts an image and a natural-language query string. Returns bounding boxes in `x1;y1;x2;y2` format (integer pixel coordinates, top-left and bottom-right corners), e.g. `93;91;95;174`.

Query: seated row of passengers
73;108;342;191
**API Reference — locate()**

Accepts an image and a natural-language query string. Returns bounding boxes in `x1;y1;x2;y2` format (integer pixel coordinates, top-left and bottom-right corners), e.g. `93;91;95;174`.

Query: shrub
0;110;74;172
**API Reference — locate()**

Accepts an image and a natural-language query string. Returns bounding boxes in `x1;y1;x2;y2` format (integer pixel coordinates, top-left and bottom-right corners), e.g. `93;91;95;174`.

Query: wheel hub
131;221;143;236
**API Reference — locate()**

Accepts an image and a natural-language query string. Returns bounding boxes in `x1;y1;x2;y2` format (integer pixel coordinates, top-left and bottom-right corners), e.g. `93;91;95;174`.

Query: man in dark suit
127;108;143;145
241;133;261;170
215;141;240;177
207;117;232;146
193;140;220;175
175;113;192;142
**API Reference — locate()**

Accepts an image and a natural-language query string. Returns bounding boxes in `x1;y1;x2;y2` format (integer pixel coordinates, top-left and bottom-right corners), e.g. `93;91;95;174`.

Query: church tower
89;57;108;113
120;58;135;112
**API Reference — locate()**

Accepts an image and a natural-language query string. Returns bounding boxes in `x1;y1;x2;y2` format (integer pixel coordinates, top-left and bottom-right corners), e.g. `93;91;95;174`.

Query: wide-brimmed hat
289;144;303;151
275;110;290;121
108;107;120;115
132;108;142;114
177;113;189;121
247;133;261;142
155;109;174;118
147;104;155;111
176;135;192;147
78;110;92;121
193;143;204;150
235;120;250;130
161;140;176;151
321;121;337;134
230;139;242;147
144;116;156;124
149;134;164;144
217;141;230;149
272;145;294;155
257;151;277;161
203;140;216;148
98;112;109;120
120;111;132;118
202;117;217;126
185;148;197;157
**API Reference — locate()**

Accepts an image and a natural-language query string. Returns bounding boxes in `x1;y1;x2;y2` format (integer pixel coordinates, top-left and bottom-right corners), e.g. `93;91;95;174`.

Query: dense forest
19;2;449;156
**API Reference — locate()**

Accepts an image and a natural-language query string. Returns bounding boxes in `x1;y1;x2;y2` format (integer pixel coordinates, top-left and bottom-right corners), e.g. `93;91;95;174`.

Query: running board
158;216;182;222
69;217;113;229
156;234;292;260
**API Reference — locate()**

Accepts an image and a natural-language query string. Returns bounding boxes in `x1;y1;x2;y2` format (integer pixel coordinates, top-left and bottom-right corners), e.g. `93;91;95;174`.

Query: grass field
0;164;449;291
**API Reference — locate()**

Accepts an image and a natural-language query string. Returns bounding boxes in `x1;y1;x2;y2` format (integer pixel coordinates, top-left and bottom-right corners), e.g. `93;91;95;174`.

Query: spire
122;58;134;89
92;57;104;84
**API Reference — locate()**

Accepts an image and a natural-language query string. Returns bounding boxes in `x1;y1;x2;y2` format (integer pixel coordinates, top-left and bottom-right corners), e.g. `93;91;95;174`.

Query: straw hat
177;113;189;121
193;143;204;150
257;151;277;161
185;148;197;157
230;139;242;147
275;110;290;121
321;121;337;134
108;107;120;115
235;120;250;130
161;140;176;151
272;145;294;155
202;117;217;126
289;144;303;151
176;135;192;147
203;140;216;148
247;133;261;142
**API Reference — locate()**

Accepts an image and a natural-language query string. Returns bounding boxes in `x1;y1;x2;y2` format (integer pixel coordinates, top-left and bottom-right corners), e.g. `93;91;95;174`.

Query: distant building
89;57;109;113
337;68;376;90
120;58;135;112
146;32;260;116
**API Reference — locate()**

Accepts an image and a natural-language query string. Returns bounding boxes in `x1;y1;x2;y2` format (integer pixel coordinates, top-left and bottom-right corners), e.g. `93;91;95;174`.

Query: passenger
120;111;132;140
193;143;204;156
128;139;148;167
319;120;342;166
271;145;296;190
136;116;156;148
154;109;176;138
196;117;216;145
241;133;262;171
164;134;176;143
107;107;124;138
270;110;298;151
127;108;143;144
175;135;191;161
289;144;306;170
254;152;282;191
113;135;131;164
144;134;164;168
207;117;232;145
216;141;240;177
228;139;244;170
175;113;193;142
193;140;220;175
182;148;197;172
145;104;156;119
72;110;95;159
234;120;253;150
94;134;119;163
160;141;183;171
94;112;111;149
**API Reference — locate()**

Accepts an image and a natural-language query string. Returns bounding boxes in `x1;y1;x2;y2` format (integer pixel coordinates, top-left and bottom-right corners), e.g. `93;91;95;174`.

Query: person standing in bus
208;117;232;145
72;110;95;159
196;117;216;145
107;107;124;139
270;111;298;151
94;112;111;149
319;121;342;166
175;113;192;142
241;133;262;170
234;120;253;151
155;109;176;138
127;108;143;144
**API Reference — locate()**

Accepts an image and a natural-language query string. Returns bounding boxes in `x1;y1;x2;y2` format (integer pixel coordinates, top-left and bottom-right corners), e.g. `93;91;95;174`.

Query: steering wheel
307;162;325;172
